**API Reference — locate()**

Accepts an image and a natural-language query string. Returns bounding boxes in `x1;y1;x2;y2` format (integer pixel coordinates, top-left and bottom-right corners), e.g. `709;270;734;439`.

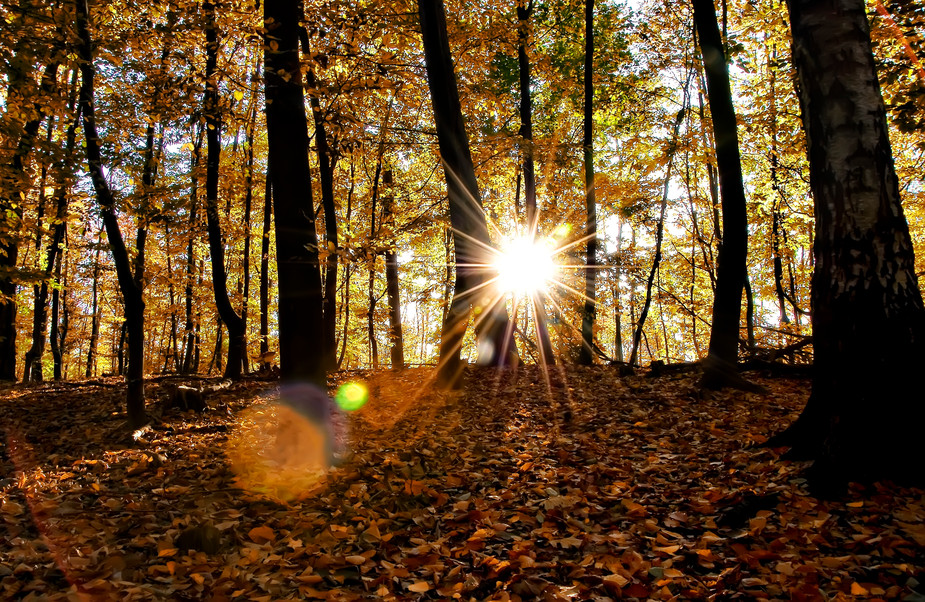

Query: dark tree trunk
182;126;203;374
23;123;51;383
300;38;339;372
517;0;554;365
366;108;391;370
86;235;101;378
77;0;145;425
772;0;925;488
240;100;257;375
264;0;326;387
693;0;750;388
368;261;379;370
613;219;624;362
578;0;597;366
203;0;246;379
417;0;518;388
338;264;352;369
208;319;224;375
337;160;355;370
56;248;70;379
165;224;180;373
744;274;756;352
117;322;127;376
771;205;791;324
50;248;65;380
768;48;792;326
382;185;404;370
259;163;271;365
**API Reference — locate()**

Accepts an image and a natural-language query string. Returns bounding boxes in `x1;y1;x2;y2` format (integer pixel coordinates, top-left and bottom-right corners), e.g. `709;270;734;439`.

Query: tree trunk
182;126;203;374
368;180;380;371
337;160;355;370
578;0;597;366
418;0;518;388
301;38;339;372
517;0;555;365
772;0;925;488
240;99;256;375
365;105;393;370
50;248;65;380
23;123;51;383
165;224;180;373
693;0;750;389
56;248;71;379
86;234;101;378
264;0;326;387
77;0;145;426
382;184;404;370
259;162;271;366
744;274;755;353
203;0;246;379
613;219;624;362
117;322;127;376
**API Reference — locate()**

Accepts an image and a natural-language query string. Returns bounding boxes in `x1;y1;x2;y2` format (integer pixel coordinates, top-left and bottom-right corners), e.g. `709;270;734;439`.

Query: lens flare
226;384;346;502
335;382;368;411
225;403;330;501
494;236;557;295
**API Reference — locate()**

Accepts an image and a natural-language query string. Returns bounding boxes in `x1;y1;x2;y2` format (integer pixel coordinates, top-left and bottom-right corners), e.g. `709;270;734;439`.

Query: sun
493;235;557;296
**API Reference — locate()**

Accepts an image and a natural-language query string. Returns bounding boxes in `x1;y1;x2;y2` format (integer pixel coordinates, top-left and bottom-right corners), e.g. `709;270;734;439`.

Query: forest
0;0;922;383
1;0;925;598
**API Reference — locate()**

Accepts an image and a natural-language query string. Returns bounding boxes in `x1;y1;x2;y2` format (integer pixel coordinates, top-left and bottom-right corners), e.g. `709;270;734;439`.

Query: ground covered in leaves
1;366;924;601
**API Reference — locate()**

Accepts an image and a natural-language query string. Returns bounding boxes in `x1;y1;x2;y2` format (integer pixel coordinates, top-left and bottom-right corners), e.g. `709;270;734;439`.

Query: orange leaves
622;498;648;518
2;369;925;601
407;581;431;593
247;525;275;544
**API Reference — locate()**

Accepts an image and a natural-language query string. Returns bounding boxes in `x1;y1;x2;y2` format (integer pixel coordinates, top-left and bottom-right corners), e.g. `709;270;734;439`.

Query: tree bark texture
779;0;925;486
264;0;326;387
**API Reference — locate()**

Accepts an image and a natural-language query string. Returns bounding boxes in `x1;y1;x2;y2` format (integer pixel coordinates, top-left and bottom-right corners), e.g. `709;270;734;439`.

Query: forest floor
0;365;923;601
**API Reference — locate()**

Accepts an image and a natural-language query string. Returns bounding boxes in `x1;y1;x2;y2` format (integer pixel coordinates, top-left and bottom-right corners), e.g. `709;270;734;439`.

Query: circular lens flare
335;382;369;411
494;236;556;295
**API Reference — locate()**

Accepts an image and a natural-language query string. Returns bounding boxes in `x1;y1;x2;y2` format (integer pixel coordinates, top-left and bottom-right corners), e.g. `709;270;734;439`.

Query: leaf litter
0;366;923;600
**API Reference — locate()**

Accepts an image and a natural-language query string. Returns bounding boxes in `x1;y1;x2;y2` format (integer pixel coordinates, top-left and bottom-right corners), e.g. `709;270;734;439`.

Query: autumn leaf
248;525;275;544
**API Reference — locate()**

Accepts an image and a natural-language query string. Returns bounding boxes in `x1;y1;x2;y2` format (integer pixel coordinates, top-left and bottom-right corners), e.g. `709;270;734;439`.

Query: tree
76;0;146;426
300;31;340;372
771;0;925;488
264;0;326;387
203;0;247;379
692;0;751;388
517;0;555;365
578;0;598;366
417;0;519;388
